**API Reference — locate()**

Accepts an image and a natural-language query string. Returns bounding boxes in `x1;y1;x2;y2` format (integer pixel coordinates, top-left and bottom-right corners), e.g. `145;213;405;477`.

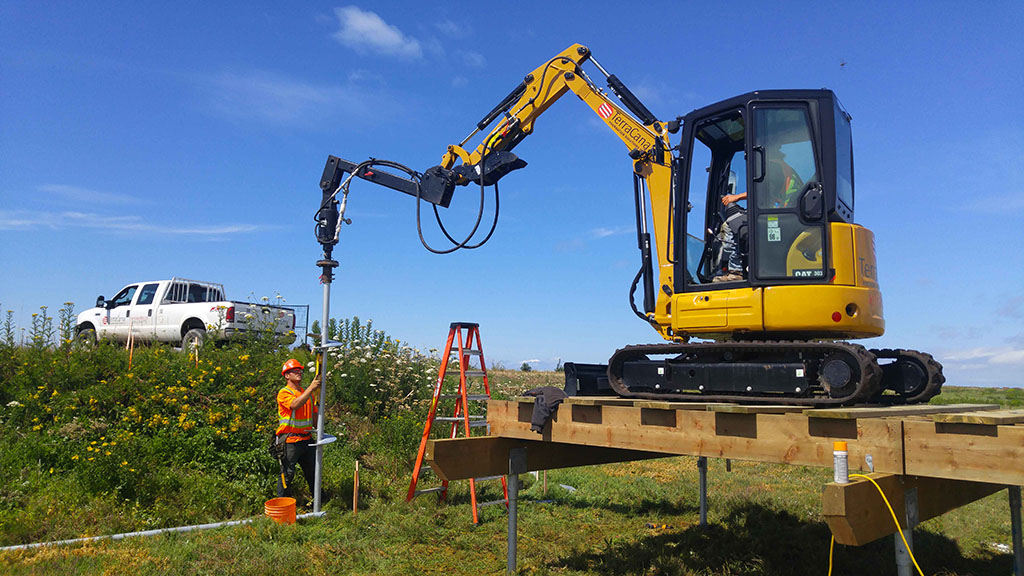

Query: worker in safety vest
765;145;804;208
275;358;320;500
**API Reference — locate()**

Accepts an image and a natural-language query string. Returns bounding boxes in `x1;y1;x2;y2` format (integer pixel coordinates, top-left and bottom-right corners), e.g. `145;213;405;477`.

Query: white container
833;441;849;484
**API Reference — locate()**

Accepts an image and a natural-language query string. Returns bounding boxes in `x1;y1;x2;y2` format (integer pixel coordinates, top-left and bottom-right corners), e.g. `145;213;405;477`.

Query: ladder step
434;416;485;422
414;486;446;496
433;419;488;428
444;370;486;378
473;475;504;482
450;350;482;357
438;394;490;401
478;499;509;508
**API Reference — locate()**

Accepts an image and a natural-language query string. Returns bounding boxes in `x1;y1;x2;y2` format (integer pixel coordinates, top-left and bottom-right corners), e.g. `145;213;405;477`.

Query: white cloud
38;184;143;206
434;19;467;38
333;6;422;59
991;349;1024;365
458;50;485;68
591;226;632;239
0;209;262;238
196;69;399;127
943;346;1024;366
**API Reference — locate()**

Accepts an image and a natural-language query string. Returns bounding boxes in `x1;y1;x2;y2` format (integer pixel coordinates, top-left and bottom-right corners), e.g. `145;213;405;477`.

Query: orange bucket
264;497;296;525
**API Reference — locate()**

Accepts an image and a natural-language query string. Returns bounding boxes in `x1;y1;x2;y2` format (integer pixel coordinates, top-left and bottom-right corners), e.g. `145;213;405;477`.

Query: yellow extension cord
827;473;925;576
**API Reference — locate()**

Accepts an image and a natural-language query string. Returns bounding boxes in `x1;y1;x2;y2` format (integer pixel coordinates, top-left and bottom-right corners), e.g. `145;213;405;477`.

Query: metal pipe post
698;456;708;526
507;447;527;574
1011;486;1023;576
313;273;331;513
894;487;918;576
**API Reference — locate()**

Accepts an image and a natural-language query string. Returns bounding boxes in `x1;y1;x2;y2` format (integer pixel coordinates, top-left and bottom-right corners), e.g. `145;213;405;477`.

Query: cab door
105;285;138;340
748;103;828;283
131;283;160;341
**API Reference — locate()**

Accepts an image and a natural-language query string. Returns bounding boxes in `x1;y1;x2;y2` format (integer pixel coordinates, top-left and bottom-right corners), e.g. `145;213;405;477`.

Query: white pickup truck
75;278;297;348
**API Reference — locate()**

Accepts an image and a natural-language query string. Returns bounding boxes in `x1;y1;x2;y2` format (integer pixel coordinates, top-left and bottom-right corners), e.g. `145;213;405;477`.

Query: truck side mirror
96;296;106;308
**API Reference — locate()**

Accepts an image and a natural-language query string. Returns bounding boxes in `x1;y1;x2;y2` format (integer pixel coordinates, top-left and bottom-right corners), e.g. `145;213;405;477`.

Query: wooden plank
634;400;732;411
932;409;1024;425
486;401;903;473
804;403;1000;420
905;419;1024;484
424;436;667;481
709;404;806;414
564;397;637;406
822;473;1004;546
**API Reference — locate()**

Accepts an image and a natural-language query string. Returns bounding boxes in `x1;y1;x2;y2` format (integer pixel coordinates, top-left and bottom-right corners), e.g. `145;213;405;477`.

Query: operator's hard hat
281;359;304;375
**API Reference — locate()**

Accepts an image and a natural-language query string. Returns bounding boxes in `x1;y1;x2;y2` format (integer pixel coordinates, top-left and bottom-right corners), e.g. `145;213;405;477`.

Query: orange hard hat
281;359;304;375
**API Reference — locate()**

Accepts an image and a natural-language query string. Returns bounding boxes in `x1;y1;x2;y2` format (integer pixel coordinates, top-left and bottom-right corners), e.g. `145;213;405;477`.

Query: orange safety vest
276;386;316;443
767;159;804;208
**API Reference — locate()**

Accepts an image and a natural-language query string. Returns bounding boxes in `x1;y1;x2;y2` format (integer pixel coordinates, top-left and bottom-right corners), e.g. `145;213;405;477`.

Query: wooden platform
426;397;1024;561
475;397;1014;482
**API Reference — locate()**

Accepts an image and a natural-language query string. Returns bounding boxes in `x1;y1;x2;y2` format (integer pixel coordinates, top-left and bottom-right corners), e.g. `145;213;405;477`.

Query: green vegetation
0;307;1019;574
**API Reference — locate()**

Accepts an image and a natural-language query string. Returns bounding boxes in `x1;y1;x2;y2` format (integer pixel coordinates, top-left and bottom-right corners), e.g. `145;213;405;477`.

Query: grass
1;326;1021;575
1;455;1016;575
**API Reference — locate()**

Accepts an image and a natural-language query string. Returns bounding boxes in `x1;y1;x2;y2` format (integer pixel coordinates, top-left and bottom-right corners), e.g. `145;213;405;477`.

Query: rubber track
869;348;945;404
607;341;883;407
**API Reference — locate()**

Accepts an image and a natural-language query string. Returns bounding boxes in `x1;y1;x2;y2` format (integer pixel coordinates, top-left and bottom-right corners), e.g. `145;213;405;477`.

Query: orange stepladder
406;322;508;524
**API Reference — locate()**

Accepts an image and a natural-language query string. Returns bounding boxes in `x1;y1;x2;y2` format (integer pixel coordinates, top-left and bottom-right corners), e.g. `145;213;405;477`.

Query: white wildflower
6;401;23;408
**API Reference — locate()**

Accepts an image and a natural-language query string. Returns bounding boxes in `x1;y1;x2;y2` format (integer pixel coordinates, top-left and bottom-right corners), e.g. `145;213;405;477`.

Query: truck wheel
182;328;206;352
76;328;97;347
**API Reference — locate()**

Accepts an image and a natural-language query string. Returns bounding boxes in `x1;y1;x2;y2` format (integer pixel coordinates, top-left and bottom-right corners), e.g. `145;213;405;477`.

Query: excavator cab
668;89;881;341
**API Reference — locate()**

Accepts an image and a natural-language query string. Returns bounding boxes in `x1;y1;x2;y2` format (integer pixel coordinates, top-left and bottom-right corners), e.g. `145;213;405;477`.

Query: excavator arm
320;44;679;336
427;44;677;332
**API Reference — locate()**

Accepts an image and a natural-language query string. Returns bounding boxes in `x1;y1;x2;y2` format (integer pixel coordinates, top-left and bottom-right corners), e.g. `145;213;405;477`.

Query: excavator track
605;341;939;406
869;348;945;404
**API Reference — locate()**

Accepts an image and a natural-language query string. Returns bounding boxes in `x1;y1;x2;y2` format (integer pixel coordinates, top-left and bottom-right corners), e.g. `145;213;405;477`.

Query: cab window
834;101;854;215
109;286;138;308
754;108;817;210
137;283;159;306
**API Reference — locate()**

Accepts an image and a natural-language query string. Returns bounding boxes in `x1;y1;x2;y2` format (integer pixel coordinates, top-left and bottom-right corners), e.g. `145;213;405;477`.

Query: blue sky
2;2;1022;387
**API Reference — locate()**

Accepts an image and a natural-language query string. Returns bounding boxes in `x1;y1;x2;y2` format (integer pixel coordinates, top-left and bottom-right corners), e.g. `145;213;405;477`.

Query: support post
698;456;708;527
312;236;339;514
894;487;918;576
507;447;527;575
1010;486;1023;576
313;269;331;513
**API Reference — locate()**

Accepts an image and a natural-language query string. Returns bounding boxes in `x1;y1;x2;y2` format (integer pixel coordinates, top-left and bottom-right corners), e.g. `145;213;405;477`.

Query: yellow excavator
317;43;943;405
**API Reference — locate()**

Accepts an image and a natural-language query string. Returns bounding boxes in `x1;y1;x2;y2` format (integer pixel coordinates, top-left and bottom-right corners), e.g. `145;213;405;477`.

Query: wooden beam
564;397;638;406
804;403;999;420
709;404;806;414
486;400;904;473
425;436;668;481
823;473;1004;546
905;419;1024;484
932;410;1024;425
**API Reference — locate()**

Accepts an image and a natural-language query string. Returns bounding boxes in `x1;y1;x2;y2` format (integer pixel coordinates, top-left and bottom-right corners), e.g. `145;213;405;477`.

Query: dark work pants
277;439;316;499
